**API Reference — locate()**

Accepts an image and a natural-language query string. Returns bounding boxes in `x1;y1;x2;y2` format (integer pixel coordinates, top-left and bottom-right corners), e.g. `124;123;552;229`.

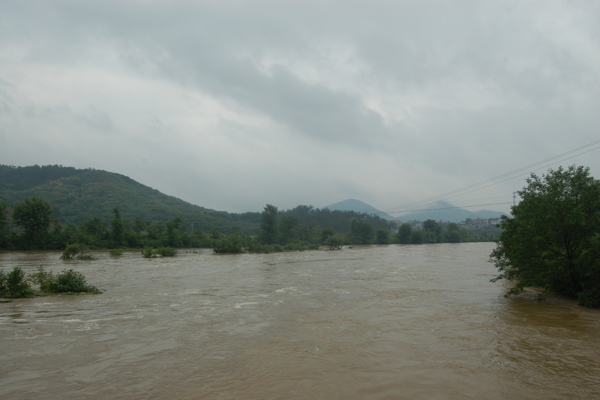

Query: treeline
0;197;498;252
395;220;500;244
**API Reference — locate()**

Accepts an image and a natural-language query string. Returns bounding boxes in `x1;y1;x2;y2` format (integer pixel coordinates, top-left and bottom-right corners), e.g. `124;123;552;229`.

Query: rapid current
1;243;599;399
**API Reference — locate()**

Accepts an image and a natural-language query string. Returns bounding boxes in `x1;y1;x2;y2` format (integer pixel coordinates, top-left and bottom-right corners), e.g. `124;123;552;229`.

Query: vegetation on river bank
491;166;600;308
0;195;498;253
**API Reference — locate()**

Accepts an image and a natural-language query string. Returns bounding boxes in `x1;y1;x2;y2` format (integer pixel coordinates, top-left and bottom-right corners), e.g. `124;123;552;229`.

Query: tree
321;227;336;244
376;228;390;244
445;223;462;243
325;234;344;250
349;218;374;245
423;219;441;243
490;166;600;307
279;214;299;245
411;230;423;244
397;223;412;244
0;201;8;247
259;204;278;245
110;207;126;247
12;196;52;249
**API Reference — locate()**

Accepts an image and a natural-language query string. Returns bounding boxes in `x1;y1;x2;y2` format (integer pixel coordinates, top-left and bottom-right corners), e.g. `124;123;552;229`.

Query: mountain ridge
325;199;396;220
326;198;507;223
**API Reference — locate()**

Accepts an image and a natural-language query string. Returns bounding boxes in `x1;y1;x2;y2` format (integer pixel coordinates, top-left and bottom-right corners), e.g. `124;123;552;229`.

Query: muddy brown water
1;243;599;399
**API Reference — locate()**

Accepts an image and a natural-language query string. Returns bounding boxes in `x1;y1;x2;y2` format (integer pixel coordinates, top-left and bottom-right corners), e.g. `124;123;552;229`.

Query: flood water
1;243;599;399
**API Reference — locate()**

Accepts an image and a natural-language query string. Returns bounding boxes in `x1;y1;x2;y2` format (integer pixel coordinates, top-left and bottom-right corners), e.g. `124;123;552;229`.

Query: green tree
397;223;412;244
110;207;126;247
349;218;374;245
279;214;299;245
12;196;52;249
321;227;336;244
376;228;390;244
423;219;441;243
0;201;8;247
325;234;344;250
445;223;462;243
259;204;278;245
490;166;600;307
411;230;423;244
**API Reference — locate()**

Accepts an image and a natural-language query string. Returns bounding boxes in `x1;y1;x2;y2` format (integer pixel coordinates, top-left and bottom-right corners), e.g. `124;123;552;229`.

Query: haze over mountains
326;199;507;223
1;165;506;230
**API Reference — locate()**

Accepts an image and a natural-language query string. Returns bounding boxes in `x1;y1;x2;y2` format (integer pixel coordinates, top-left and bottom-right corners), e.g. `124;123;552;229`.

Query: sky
1;1;599;216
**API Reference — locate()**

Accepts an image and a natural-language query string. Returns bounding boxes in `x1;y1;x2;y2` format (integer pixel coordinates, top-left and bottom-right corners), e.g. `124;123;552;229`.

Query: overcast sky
1;1;599;215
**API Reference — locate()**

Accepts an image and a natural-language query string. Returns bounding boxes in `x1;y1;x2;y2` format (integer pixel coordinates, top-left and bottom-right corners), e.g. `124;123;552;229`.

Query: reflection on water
1;243;599;399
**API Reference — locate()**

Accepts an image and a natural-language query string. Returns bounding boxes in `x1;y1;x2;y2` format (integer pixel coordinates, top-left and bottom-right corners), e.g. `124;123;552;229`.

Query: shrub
141;247;176;258
142;247;157;258
109;248;124;256
60;243;95;260
213;236;244;254
157;247;176;257
0;267;35;298
28;265;55;292
284;242;306;251
28;266;100;294
325;235;344;250
50;269;100;293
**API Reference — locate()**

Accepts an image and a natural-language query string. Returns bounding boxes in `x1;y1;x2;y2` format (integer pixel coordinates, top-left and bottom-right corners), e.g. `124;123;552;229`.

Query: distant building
459;217;502;229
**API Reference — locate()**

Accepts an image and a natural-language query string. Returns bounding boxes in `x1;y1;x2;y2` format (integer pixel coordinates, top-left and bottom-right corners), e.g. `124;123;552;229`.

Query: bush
28;266;101;294
284;242;307;251
60;243;95;260
325;235;344;250
28;266;54;292
0;267;35;298
141;247;176;258
109;248;124;256
142;247;157;258
50;269;100;293
214;236;245;254
157;247;176;257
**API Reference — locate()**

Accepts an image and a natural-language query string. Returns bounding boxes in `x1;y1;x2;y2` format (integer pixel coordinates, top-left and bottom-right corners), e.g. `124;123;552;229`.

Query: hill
325;198;507;223
325;199;395;220
0;165;260;233
395;201;507;223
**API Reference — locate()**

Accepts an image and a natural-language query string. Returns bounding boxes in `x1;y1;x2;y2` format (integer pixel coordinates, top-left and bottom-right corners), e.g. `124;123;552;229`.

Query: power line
385;139;600;214
383;202;513;215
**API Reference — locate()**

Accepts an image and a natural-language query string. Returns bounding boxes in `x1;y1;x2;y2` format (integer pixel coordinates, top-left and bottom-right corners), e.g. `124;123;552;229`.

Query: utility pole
513;192;516;207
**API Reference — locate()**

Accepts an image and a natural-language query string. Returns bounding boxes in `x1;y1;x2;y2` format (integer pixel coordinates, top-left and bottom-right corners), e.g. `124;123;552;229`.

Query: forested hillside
0;165;501;251
0;165;260;232
0;165;393;236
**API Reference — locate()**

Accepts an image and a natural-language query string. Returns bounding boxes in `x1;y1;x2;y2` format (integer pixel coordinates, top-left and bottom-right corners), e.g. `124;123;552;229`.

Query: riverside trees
0;195;497;252
12;197;52;249
490;166;600;308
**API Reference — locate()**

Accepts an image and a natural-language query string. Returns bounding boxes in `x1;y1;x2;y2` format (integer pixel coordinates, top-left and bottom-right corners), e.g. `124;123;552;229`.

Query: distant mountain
395;201;508;223
325;199;396;220
0;165;260;233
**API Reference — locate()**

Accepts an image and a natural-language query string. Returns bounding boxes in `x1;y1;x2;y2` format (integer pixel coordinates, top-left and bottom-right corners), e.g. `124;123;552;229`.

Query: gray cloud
1;0;599;214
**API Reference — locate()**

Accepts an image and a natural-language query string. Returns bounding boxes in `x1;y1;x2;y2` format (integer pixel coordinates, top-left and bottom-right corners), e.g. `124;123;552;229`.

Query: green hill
325;198;396;220
0;165;260;233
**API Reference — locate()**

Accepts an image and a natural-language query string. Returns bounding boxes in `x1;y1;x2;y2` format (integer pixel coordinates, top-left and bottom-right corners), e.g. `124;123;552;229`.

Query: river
1;243;599;399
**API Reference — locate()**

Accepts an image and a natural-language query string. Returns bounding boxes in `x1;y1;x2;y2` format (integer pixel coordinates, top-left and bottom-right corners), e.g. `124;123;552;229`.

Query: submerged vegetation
0;267;35;298
60;243;95;260
0;266;101;298
141;246;177;258
28;266;101;294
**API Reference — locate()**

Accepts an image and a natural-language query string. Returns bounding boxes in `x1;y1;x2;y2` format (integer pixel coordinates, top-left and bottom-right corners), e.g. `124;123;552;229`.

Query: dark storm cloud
1;0;598;212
